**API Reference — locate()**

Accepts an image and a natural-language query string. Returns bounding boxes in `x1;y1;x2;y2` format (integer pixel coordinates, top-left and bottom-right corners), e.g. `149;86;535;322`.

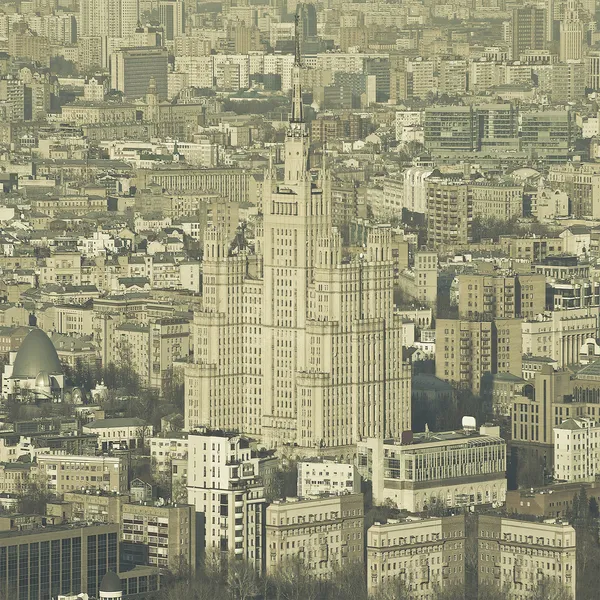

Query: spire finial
294;12;301;67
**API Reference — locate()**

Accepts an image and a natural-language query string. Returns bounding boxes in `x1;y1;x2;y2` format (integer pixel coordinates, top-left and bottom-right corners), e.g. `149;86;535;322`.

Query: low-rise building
83;418;153;452
149;433;188;473
357;424;506;511
367;516;466;599
266;494;364;578
63;490;130;524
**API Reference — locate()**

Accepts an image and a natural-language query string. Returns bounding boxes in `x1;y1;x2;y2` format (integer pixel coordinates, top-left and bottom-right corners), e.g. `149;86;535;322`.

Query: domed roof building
99;571;122;599
1;328;65;401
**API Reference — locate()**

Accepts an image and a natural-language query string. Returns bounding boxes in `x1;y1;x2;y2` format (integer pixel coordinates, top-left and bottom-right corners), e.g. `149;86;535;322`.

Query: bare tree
227;557;259;600
268;557;320;600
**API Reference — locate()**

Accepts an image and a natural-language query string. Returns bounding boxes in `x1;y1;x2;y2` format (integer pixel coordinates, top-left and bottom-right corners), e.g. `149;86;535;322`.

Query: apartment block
266;494;364;578
357;425;506;511
499;236;563;261
367;516;466;599
478;516;575;599
187;430;267;569
149;433;188;473
472;181;523;221
435;318;522;394
121;501;197;573
554;417;600;482
426;176;473;249
37;454;129;494
63;490;129;524
457;273;545;320
414;251;438;306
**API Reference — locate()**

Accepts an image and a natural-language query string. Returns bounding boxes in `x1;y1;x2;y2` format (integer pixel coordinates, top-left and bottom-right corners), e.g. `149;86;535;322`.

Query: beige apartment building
357;425;506;511
472;181;523;221
121;501;197;573
37;454;129;494
478;516;576;599
436;318;522;394
414;251;438;306
457;273;545;320
499;236;563;262
367;516;466;598
266;494;364;578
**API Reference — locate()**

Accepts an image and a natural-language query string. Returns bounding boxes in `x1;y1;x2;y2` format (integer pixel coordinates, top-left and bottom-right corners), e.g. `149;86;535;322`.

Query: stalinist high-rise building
185;17;412;449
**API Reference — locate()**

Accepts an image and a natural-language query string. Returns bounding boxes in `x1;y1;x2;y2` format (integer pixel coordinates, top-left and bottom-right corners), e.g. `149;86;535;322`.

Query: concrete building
403;167;433;215
559;0;584;62
64;490;129;524
266;494;364;578
554;417;600;482
0;523;121;599
436;318;522;394
121;501;196;573
367;516;466;599
149;433;188;473
37;454;129;494
472;181;523;221
499;236;563;262
83;418;153;451
357;424;506;511
187;429;267;568
414;251;438;306
512;7;547;59
110;47;168;100
478;516;575;599
158;0;184;41
457;273;545;321
297;459;360;498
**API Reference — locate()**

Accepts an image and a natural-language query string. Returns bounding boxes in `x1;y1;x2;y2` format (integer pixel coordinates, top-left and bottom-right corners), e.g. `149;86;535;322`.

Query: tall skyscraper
512;6;547;59
559;0;584;61
159;0;185;41
185;16;411;448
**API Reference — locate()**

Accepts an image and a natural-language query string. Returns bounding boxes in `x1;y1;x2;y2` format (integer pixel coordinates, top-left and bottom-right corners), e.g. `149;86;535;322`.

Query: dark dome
11;329;62;379
100;571;122;593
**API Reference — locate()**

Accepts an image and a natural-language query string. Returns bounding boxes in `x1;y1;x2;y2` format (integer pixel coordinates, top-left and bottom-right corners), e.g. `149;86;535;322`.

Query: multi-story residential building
414;251;438;306
426;176;473;248
37;454;129;494
367;516;466;599
478;516;576;599
403;167;433;214
64;490;129;524
114;318;190;390
266;494;364;578
0;461;36;494
149;433;188;473
472;180;523;221
554;417;600;482
0;523;122;599
499;235;563;261
457;273;545;320
297;459;360;499
424;107;477;154
357;424;507;511
187;430;267;568
435;318;522;394
121;501;196;573
185;45;411;448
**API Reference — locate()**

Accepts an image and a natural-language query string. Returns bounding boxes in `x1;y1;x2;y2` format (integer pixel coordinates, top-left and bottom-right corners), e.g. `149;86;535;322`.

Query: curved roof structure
99;571;122;593
11;329;62;379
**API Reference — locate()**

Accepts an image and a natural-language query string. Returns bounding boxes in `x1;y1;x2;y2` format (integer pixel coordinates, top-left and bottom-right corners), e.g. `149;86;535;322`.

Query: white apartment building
149;433;188;473
297;459;360;499
367;516;466;599
554;417;600;482
187;430;267;568
185;52;412;449
357;425;506;511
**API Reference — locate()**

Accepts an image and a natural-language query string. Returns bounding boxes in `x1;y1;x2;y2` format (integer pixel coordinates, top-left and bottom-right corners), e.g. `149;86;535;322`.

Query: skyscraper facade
185;17;411;448
512;7;547;59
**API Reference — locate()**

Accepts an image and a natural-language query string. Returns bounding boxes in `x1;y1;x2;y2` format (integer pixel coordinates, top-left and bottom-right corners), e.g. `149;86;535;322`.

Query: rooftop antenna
290;13;304;124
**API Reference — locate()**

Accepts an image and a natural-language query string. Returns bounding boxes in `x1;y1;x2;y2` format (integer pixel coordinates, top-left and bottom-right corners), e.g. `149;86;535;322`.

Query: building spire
290;13;304;124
